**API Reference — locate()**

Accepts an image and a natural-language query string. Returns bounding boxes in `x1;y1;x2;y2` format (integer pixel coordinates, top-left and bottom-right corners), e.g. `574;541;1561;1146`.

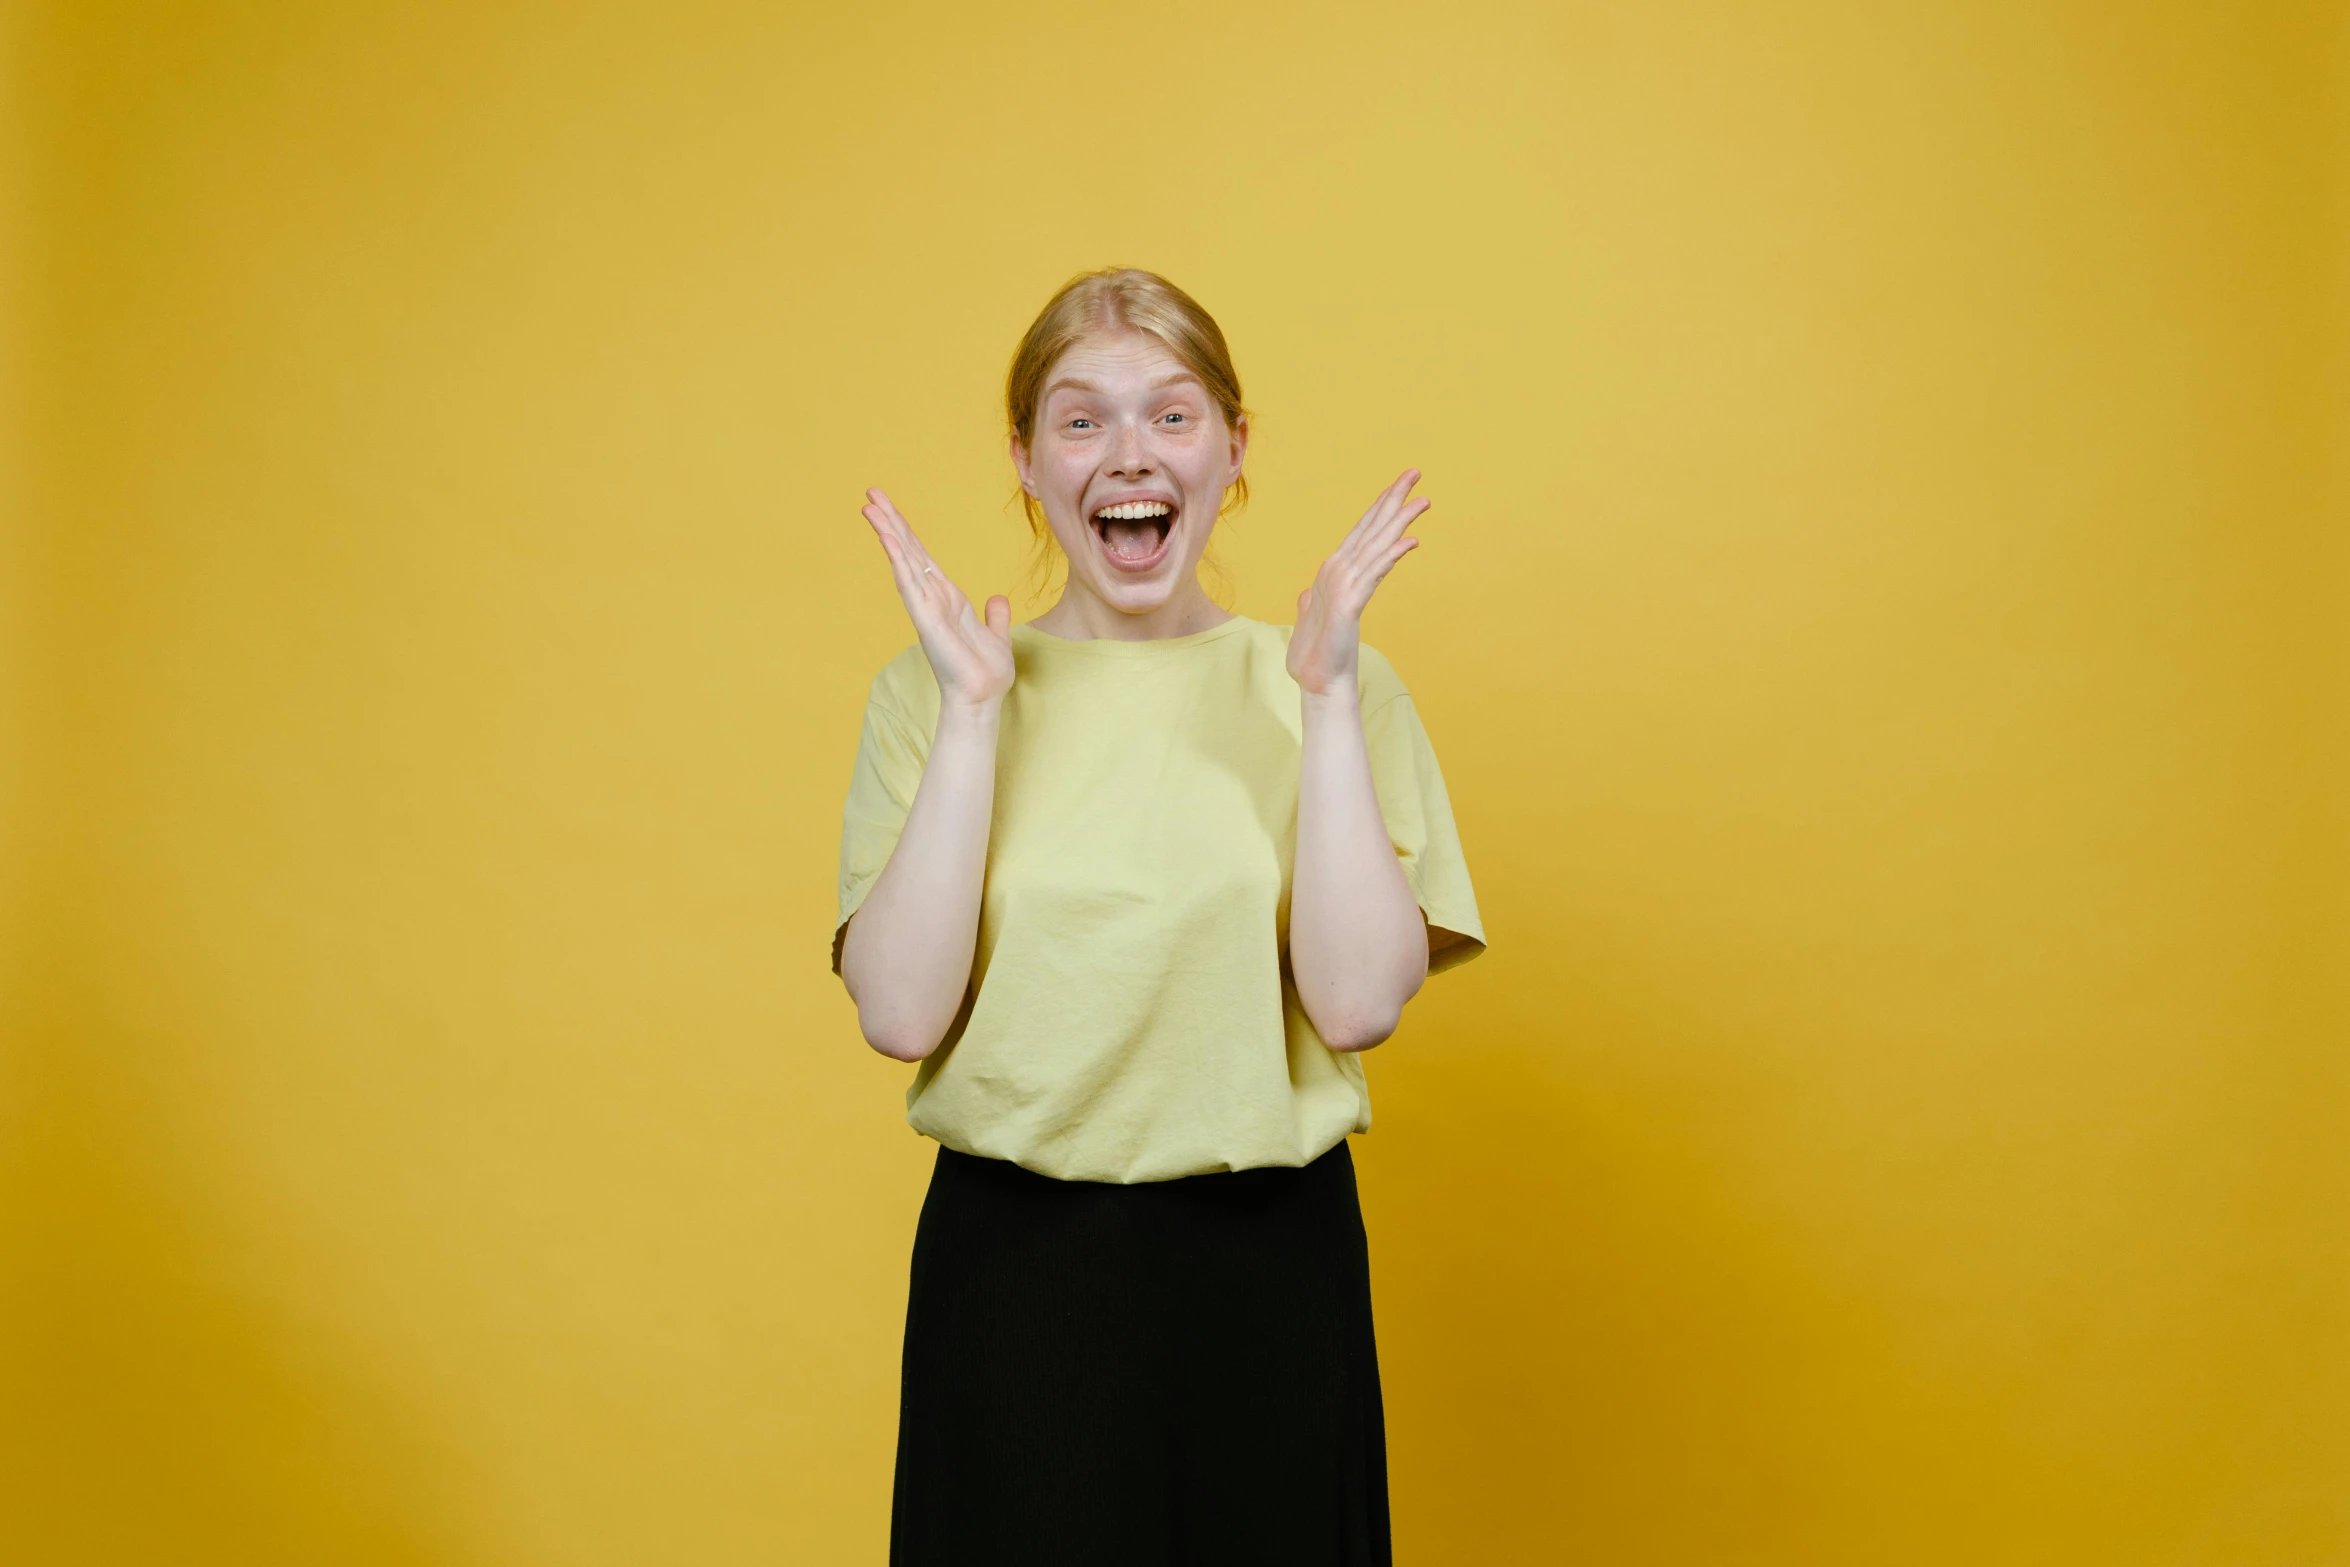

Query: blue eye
1069;419;1093;430
1163;412;1187;425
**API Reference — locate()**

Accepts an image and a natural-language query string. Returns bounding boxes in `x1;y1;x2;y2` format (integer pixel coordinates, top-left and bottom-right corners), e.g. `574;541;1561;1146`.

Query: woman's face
1013;331;1247;619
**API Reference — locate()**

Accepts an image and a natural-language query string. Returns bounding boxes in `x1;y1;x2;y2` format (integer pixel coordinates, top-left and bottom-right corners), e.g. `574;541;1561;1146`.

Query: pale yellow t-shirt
833;615;1485;1184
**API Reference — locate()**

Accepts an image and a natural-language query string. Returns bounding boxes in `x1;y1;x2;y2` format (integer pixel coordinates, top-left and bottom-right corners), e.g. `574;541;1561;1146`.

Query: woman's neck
1029;578;1235;643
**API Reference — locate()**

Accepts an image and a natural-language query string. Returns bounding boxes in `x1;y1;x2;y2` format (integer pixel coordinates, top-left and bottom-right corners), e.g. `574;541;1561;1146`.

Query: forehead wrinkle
1042;369;1203;401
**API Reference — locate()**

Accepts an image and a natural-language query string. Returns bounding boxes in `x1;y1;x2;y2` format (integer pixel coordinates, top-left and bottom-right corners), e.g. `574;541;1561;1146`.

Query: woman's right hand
846;489;1010;1058
861;488;1014;711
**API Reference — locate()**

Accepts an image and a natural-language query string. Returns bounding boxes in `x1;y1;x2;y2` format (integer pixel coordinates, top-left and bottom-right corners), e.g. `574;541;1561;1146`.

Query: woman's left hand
1287;469;1430;696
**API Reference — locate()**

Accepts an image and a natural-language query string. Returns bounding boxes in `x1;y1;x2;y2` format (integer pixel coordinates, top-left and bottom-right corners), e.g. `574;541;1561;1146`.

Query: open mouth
1090;499;1175;572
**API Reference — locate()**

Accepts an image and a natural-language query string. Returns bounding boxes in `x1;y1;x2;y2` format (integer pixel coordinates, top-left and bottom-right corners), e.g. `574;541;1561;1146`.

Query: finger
1327;531;1421;617
865;487;908;542
866;488;938;571
1354;534;1416;595
1383;468;1422;519
869;525;939;621
917;560;959;617
1367;496;1430;554
1339;477;1402;551
863;502;926;583
864;505;957;625
1337;474;1402;549
1372;500;1419;554
860;502;902;570
868;497;962;618
984;595;1011;641
1343;469;1422;556
1362;478;1426;549
874;497;928;567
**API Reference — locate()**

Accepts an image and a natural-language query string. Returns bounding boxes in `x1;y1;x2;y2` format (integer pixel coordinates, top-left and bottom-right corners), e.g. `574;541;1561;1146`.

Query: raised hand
861;488;1015;711
1286;469;1429;696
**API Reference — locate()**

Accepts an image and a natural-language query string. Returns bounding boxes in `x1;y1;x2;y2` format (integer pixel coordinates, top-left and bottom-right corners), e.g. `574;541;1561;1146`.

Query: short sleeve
832;677;931;977
1361;689;1488;975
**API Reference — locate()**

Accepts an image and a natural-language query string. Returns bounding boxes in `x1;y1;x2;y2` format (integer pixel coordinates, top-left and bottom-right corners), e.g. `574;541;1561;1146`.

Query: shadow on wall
2;1014;481;1567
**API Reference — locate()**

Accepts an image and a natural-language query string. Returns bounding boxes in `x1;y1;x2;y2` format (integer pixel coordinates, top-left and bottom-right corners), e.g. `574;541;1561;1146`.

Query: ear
1008;433;1038;497
1226;415;1249;487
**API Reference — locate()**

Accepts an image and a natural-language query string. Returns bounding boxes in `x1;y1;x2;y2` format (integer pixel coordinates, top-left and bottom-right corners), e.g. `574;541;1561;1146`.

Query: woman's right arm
838;489;1014;1061
840;698;1000;1060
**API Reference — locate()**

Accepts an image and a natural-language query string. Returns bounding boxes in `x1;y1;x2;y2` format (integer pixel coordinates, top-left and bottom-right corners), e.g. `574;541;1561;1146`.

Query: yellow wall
6;3;2345;1562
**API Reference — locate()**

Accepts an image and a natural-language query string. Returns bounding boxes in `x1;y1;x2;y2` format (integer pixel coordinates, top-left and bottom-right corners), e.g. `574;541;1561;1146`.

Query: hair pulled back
1006;268;1250;548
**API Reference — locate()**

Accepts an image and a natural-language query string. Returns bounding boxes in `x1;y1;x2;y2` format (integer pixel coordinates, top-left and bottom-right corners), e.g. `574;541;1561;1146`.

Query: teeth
1096;501;1173;521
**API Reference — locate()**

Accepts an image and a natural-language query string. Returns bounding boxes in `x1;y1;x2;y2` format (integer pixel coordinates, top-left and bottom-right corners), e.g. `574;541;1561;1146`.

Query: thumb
1296;586;1315;617
985;595;1012;640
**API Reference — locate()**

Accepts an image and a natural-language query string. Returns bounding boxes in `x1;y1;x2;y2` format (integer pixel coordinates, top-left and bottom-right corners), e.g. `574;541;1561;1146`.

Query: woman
834;268;1485;1565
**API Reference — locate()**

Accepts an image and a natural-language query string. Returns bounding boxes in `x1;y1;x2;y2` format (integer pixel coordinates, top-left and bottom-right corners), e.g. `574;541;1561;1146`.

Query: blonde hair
1005;268;1249;601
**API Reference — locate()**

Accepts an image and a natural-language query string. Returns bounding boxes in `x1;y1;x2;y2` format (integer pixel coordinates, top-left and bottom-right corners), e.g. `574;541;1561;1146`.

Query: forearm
1288;684;1429;1050
840;702;1001;1060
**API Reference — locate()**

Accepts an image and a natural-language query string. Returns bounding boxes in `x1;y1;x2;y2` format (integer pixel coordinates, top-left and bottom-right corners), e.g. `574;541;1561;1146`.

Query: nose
1105;420;1153;479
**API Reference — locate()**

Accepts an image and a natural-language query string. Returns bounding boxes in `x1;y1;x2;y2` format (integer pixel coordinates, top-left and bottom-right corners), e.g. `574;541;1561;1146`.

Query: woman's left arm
1287;470;1436;1051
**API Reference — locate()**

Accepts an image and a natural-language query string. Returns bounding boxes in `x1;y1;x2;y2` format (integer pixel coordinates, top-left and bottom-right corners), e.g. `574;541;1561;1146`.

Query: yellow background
6;2;2346;1562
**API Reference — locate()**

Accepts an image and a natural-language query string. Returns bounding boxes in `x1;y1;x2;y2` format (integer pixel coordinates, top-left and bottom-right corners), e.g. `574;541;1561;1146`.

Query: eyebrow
1043;371;1204;398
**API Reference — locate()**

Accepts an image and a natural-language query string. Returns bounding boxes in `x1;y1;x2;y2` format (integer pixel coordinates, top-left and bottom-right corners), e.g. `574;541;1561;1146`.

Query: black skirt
891;1139;1391;1566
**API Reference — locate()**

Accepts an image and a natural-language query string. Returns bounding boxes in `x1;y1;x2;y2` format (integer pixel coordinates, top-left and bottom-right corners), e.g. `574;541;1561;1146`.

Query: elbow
1292;913;1428;1053
856;1006;943;1063
1317;1006;1402;1054
1301;953;1424;1053
842;951;946;1061
862;1025;938;1063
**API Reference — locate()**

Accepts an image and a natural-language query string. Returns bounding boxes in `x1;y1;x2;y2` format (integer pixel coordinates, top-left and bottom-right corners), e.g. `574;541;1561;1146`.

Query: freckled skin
1013;332;1245;643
